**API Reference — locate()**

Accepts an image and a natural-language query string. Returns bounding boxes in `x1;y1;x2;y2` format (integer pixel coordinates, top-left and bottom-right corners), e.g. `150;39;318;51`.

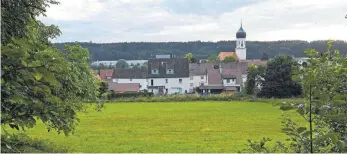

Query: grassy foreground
10;101;302;152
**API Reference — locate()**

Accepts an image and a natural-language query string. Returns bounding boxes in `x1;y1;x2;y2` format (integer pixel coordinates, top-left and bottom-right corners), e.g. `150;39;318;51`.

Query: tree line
54;40;347;61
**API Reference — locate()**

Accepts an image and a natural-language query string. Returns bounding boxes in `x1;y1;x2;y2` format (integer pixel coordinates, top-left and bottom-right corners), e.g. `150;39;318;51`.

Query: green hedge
109;92;154;99
111;93;242;102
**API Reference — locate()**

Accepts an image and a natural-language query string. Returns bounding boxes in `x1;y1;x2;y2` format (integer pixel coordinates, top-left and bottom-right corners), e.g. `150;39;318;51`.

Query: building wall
147;78;190;95
189;75;207;92
242;74;247;87
112;78;148;91
236;38;247;60
222;78;239;86
236;48;247;60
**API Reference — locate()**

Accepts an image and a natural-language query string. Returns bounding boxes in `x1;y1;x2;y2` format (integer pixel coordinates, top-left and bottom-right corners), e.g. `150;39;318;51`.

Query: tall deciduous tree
184;52;193;59
185;52;197;63
258;54;302;98
245;64;265;95
1;0;100;143
245;42;347;153
115;59;129;69
1;0;60;44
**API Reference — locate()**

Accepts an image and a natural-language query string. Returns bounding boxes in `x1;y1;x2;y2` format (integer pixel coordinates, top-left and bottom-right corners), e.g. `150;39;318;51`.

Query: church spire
241;19;243;28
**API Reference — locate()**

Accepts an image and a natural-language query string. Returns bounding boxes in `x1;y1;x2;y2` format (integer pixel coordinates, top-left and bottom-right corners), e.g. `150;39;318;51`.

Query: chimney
219;64;222;74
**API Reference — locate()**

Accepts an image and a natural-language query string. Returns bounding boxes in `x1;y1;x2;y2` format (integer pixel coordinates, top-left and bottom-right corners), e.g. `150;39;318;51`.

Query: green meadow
9;101;303;153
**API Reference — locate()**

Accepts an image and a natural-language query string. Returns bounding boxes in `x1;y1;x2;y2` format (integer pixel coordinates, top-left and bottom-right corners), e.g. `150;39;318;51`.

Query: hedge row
109;93;245;102
109;92;154;98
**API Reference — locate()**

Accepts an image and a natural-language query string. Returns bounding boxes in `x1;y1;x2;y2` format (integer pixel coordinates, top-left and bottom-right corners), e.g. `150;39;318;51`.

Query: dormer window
166;69;174;74
214;65;219;69
152;69;158;74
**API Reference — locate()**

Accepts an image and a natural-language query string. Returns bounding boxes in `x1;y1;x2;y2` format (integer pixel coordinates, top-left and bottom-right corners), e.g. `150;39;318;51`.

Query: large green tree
1;39;100;135
245;64;265;95
244;42;347;153
1;1;100;152
258;54;302;98
115;59;129;69
1;0;60;44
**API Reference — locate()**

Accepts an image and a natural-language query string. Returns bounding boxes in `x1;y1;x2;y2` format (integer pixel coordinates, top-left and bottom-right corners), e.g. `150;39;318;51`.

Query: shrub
109;92;154;99
113;93;241;102
1;133;68;153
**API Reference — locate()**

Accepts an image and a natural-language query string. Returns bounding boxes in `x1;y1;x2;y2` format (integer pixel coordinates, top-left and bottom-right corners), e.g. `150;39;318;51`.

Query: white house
112;68;148;91
189;75;207;92
147;58;190;95
188;63;209;93
147;78;190;94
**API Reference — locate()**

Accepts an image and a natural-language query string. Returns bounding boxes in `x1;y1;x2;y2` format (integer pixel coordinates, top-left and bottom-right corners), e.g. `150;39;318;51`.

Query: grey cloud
43;0;347;42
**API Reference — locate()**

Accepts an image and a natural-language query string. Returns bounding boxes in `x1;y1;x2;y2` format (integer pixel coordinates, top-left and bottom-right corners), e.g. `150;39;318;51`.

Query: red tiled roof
100;69;114;80
108;83;140;93
218;52;239;61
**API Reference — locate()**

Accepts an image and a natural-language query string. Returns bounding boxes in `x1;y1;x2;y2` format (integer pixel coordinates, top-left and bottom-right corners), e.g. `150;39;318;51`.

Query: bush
1;133;68;153
110;92;154;99
113;93;241;102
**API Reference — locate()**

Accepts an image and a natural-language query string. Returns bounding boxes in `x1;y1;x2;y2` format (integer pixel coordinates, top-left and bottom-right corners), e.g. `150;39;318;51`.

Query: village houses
95;22;306;95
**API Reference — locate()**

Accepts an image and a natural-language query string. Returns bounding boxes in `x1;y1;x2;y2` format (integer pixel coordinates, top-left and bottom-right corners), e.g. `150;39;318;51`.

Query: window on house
165;79;168;83
179;79;182;84
152;69;158;74
201;76;204;79
190;83;194;87
214;65;219;69
106;76;111;79
130;79;132;81
232;78;235;82
151;79;154;86
166;69;174;74
226;79;230;83
200;83;204;86
190;76;193;80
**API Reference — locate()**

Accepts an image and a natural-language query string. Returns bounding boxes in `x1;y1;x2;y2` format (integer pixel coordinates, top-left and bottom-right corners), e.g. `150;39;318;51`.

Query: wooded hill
54;40;347;61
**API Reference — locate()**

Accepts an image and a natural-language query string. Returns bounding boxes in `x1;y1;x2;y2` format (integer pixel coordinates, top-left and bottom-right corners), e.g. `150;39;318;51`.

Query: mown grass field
9;101;303;152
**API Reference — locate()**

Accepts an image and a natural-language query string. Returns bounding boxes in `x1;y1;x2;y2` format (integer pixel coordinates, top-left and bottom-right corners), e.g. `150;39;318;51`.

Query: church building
218;21;247;61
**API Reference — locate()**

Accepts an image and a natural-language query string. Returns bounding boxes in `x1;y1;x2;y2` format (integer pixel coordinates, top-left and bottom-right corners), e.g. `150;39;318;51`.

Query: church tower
235;21;247;60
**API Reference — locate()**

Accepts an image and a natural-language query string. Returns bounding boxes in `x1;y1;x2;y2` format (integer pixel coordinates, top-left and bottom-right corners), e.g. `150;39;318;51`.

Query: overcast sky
41;0;347;43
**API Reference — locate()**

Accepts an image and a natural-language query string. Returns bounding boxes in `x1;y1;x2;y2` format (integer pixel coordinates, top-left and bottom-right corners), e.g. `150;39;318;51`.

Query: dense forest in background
54;40;347;61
